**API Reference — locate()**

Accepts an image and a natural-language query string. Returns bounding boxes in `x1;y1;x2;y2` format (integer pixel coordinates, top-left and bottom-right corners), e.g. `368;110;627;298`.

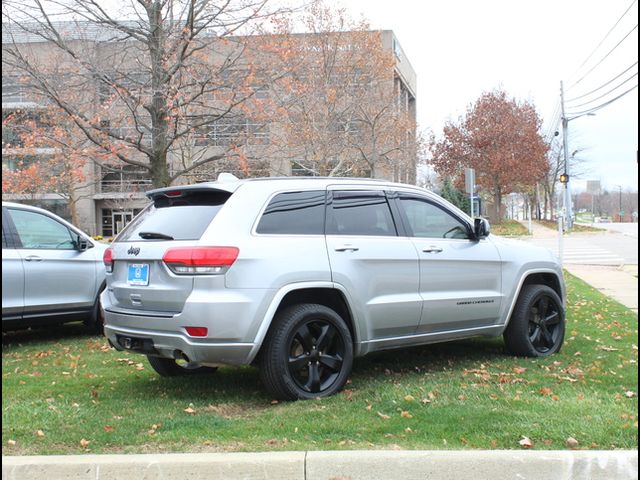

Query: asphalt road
525;228;638;266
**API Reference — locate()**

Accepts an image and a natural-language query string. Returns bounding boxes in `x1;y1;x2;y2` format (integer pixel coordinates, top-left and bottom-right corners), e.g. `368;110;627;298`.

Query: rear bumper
105;322;254;366
102;286;275;366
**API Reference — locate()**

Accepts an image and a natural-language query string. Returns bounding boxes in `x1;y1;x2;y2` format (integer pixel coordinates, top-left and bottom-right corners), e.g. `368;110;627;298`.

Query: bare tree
2;0;291;188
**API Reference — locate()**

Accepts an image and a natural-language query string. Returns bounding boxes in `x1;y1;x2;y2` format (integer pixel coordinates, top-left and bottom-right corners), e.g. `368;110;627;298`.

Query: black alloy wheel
260;303;353;400
504;284;565;357
287;319;345;394
527;294;562;354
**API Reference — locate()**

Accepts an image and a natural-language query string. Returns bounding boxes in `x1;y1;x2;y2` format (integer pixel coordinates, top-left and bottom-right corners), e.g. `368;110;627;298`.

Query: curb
3;450;638;480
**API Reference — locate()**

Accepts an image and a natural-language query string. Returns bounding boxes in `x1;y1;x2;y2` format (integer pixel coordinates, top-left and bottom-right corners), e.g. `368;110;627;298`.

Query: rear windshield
115;191;231;242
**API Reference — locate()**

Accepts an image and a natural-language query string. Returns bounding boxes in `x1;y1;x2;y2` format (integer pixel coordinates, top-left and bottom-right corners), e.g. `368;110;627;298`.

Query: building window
100;164;151;193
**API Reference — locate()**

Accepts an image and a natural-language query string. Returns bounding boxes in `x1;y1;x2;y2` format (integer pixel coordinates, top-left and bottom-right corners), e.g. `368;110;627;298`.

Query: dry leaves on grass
519;436;534;449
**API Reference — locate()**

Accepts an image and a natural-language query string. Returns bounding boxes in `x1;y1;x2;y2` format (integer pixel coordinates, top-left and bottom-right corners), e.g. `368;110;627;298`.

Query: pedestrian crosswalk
523;238;627;265
554;246;626;265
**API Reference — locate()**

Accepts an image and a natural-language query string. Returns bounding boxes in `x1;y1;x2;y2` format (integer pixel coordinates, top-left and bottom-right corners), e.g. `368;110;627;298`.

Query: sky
341;0;639;192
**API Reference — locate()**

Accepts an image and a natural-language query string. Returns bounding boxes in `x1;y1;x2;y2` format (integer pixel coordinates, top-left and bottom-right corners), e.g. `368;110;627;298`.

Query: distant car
2;202;108;332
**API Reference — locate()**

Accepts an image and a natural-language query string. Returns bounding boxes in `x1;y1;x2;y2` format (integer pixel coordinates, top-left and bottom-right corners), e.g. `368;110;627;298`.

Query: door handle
422;246;443;253
24;255;43;262
335;245;359;252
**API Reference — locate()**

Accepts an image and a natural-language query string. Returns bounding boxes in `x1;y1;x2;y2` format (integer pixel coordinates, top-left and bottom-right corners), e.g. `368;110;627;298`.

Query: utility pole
560;81;573;230
617;185;623;222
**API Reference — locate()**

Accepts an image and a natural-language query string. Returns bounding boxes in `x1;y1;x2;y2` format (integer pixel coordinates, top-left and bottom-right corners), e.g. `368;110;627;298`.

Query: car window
398;196;470;239
257;190;325;234
9;208;76;249
116;191;230;242
327;191;397;236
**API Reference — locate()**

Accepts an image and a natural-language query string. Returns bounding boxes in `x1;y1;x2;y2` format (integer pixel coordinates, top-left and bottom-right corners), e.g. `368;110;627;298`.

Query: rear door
324;189;421;340
395;193;503;333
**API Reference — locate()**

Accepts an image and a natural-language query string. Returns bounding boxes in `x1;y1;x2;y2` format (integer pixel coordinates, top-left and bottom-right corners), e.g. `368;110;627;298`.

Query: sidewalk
3;450;638;480
520;221;638;312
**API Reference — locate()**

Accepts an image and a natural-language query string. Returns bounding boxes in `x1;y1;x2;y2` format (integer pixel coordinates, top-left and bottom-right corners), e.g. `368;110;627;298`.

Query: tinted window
327;191;397;236
257;190;325;234
9;208;76;249
399;197;470;239
116;190;231;242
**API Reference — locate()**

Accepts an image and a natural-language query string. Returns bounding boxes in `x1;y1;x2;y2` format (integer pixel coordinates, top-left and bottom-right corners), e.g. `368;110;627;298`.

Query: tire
85;284;106;335
146;355;218;376
259;303;353;400
503;284;565;357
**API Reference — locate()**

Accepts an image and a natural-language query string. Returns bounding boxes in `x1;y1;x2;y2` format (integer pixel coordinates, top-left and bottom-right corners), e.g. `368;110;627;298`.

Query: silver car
2;202;108;332
103;176;566;400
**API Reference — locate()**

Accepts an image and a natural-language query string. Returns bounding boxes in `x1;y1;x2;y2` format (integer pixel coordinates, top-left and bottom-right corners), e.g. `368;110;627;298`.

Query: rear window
115;190;231;242
256;190;326;235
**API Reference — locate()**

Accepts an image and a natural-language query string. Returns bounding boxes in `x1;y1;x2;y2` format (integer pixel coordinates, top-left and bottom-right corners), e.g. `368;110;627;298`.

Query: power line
569;23;638;88
568;71;638;109
566;61;638;102
570;0;638;78
566;83;638;117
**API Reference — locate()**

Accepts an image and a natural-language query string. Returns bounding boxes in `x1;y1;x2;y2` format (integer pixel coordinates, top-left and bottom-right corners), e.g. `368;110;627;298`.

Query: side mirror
473;218;490;240
74;235;90;251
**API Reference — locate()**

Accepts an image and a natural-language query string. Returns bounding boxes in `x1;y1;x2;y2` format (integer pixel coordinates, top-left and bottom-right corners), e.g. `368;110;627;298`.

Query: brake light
103;248;114;273
162;247;239;275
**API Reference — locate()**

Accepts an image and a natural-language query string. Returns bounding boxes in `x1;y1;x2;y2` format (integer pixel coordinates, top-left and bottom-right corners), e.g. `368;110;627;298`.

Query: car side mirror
473;218;490;240
74;235;90;251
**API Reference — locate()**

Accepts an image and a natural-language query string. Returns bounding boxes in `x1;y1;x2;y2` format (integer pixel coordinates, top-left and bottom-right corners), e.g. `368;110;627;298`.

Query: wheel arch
502;269;565;330
247;282;360;364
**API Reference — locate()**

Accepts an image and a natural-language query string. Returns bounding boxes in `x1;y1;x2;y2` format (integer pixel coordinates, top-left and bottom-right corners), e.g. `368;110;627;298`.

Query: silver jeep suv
102;176;565;400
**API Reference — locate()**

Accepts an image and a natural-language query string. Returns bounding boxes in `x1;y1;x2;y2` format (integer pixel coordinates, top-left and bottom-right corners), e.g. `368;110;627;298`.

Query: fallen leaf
400;410;413;418
184;407;196;414
7;439;16;446
103;425;114;432
404;394;415;402
35;430;45;438
566;437;579;449
512;367;527;374
625;391;637;398
79;438;90;448
377;412;390;420
519;436;534;449
539;387;553;396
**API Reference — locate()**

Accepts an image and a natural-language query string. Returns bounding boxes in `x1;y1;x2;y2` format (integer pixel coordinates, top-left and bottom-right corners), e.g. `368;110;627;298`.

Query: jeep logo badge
127;246;140;256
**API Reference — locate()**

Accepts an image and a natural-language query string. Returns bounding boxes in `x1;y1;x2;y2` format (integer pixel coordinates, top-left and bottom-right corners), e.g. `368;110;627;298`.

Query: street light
559;81;596;230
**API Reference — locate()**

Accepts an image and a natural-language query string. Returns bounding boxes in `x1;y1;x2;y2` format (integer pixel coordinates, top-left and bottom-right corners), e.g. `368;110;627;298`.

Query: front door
395;194;503;333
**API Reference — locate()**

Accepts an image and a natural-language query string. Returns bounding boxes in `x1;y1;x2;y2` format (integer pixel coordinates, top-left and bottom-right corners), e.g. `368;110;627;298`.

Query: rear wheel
146;356;218;376
504;284;565;357
259;303;353;400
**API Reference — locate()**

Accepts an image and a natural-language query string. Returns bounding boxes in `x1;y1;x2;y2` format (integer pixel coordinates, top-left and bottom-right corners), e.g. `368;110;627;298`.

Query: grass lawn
537;220;605;234
490;220;530;237
2;273;637;454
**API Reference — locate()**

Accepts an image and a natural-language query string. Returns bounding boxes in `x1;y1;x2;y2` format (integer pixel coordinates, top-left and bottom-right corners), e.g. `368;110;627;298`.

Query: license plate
127;264;149;286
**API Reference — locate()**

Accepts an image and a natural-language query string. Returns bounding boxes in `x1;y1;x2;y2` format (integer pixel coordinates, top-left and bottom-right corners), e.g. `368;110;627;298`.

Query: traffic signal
559;173;569;184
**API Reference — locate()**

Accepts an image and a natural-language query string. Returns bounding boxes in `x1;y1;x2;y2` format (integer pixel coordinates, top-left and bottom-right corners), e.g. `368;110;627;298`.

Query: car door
7;207;99;317
395;193;503;333
324;188;421;340
2;208;24;321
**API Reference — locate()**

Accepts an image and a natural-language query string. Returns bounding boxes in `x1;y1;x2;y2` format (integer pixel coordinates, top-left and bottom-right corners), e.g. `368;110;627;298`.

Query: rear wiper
138;231;174;240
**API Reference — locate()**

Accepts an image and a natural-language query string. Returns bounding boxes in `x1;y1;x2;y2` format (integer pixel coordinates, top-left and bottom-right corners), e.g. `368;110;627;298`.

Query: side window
2;226;7;248
399;197;470;239
327;191;397;236
256;190;326;235
9;208;76;249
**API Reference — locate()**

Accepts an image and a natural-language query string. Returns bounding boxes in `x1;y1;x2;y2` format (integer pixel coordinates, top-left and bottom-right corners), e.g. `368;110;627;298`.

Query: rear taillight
103;248;114;273
162;247;239;275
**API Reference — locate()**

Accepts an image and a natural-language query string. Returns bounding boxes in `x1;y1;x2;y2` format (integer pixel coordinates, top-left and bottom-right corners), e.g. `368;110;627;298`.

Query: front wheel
259;304;353;400
503;284;565;357
147;356;218;376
